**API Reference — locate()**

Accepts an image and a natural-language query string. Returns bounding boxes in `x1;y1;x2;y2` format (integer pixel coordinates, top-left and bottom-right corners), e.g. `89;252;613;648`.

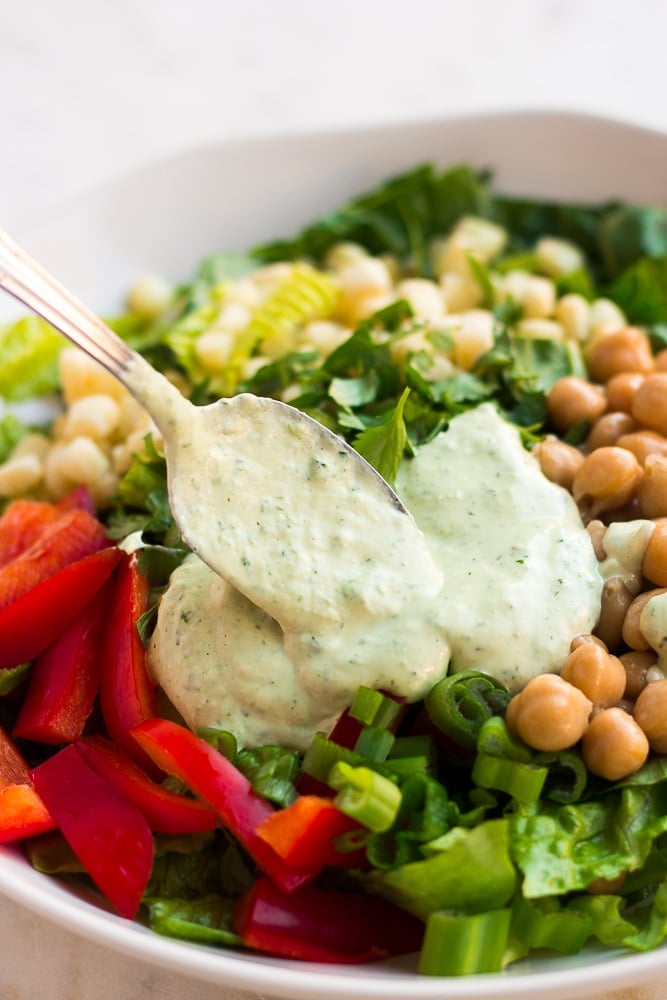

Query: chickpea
634;678;667;752
617;430;667;466
622;588;667;651
654;348;667;372
560;642;626;708
631;374;667;438
585;326;655;383
572;446;642;520
594;577;634;652
582;708;649;780
636;455;667;519
620;650;658;700
506;673;592;751
504;692;522;733
532;436;584;490
547;377;607;434
570;633;608;652
642;519;667;586
586;520;607;561
605;372;645;414
585;412;637;451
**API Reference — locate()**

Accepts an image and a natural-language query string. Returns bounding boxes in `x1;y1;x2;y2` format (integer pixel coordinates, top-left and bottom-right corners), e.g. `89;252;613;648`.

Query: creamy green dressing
148;403;603;750
125;355;448;702
599;520;656;596
639;593;667;672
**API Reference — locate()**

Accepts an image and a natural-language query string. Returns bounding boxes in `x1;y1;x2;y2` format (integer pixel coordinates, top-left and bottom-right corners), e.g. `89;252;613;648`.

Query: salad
1;162;667;976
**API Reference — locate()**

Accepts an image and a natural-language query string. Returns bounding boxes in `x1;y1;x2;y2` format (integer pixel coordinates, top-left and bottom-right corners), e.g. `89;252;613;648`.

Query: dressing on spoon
0;231;449;690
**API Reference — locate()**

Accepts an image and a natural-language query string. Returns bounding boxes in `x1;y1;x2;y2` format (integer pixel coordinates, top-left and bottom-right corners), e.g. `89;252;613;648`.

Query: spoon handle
0;230;135;377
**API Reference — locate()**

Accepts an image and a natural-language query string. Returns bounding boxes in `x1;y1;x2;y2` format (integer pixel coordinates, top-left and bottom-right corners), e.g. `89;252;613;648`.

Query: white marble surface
3;1;667;997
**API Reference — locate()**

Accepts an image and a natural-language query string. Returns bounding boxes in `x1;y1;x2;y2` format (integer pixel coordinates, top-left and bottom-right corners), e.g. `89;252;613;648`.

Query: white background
2;1;667;997
4;0;667;235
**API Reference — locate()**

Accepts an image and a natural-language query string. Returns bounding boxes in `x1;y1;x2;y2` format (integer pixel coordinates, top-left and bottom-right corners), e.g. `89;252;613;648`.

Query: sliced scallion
424;671;511;750
472;752;547;804
349;686;401;729
354;725;395;762
329;761;401;833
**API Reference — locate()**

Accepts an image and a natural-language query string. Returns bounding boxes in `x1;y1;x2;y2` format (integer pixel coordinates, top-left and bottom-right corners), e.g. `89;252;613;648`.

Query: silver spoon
0;231;444;650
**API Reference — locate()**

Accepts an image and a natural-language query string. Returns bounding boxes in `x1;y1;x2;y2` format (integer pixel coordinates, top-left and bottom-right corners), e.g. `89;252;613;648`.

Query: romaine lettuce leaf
511;782;667;898
361;818;517;919
0;315;63;401
143;895;241;946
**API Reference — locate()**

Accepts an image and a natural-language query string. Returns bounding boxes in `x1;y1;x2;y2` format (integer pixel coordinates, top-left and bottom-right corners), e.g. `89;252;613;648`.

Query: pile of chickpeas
516;326;667;781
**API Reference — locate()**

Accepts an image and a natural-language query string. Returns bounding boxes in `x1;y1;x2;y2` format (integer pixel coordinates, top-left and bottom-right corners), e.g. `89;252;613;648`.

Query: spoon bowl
0;229;445;667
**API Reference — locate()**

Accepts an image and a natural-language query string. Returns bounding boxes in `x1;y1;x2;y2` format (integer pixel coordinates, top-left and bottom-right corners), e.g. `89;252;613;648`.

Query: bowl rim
6;106;667;1000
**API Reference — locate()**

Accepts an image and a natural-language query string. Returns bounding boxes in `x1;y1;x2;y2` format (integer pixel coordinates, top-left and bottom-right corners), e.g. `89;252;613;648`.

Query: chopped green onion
197;728;238;760
247;776;297;809
354;725;395;761
329;761;401;833
301;732;366;784
349;686;402;729
418;908;511;975
235;745;301;806
390;734;435;760
384;755;431;780
476;716;532;763
424;670;511;750
384;734;436;780
472;752;547;804
535;749;588;803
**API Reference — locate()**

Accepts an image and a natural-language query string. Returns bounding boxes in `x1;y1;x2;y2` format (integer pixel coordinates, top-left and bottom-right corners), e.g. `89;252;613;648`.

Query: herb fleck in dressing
148;403;602;749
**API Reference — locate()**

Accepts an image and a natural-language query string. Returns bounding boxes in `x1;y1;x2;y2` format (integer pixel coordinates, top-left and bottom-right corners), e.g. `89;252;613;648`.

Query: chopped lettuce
0;315;63;401
143;896;241;946
362;819;517;919
354;387;410;485
0;413;28;463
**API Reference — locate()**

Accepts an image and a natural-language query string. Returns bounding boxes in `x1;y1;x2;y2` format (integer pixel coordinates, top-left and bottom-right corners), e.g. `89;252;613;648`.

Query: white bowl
3;109;667;1000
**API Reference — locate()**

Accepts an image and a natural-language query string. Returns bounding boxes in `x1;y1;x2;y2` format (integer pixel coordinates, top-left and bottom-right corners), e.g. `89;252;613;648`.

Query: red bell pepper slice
99;554;159;776
0;499;61;568
0;726;55;842
0;507;108;610
132;718;318;892
0;784;56;842
235;877;424;964
256;795;366;867
0;547;123;670
0;724;33;787
75;735;218;834
55;485;96;515
13;579;113;744
31;745;154;919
